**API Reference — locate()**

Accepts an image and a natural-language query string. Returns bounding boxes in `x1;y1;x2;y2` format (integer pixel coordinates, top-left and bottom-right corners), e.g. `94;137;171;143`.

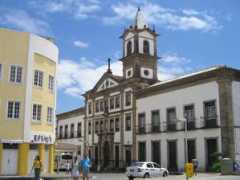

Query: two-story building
136;66;240;172
0;28;58;175
56;107;85;159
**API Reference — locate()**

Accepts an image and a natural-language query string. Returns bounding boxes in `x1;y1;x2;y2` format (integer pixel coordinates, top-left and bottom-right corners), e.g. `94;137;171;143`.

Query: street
87;173;239;180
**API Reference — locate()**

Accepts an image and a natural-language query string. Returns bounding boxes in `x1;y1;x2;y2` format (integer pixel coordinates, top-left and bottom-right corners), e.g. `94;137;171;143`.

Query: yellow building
0;28;58;176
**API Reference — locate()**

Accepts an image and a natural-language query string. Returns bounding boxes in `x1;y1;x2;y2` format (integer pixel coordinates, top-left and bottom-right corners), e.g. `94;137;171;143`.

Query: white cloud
0;9;50;35
73;40;89;48
103;2;221;32
58;53;192;97
30;0;101;19
158;53;192;80
57;57;122;97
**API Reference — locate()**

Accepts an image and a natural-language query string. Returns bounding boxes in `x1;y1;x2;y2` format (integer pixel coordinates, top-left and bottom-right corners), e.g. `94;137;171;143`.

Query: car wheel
163;171;168;177
128;176;134;180
144;173;150;178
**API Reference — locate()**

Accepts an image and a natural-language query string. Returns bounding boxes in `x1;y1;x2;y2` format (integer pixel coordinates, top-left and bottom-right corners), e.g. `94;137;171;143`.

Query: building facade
56;108;85;159
84;8;158;170
136;66;240;172
0;28;58;175
56;8;240;173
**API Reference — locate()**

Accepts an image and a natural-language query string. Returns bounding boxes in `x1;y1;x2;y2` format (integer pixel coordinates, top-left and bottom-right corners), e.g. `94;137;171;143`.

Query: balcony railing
136;117;219;135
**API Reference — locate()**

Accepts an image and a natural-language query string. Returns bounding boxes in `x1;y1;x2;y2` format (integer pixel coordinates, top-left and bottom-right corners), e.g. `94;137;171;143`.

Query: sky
0;0;240;113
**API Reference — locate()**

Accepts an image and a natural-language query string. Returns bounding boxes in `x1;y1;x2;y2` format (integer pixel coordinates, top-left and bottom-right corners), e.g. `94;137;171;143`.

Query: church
57;8;240;172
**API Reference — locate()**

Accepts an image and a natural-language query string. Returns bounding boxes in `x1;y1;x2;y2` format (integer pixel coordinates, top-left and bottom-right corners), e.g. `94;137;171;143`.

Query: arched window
143;40;150;55
127;41;132;56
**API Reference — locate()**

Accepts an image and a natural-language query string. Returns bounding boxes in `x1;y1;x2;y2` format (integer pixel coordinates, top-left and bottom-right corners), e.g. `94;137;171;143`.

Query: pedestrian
31;155;42;180
80;154;91;180
72;157;80;180
192;158;199;176
66;160;71;174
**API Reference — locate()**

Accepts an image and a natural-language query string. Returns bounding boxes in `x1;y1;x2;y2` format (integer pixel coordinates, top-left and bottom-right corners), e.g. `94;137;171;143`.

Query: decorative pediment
90;72;123;93
97;78;119;92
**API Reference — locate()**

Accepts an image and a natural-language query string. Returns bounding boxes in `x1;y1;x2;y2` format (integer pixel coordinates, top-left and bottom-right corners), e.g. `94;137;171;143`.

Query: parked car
126;161;169;179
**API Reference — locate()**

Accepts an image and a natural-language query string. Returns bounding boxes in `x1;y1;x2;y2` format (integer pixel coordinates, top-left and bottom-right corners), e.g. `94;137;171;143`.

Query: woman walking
32;155;42;180
72;157;80;180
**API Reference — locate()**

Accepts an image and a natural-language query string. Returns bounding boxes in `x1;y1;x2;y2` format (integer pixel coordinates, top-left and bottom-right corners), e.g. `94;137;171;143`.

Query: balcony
204;117;218;128
187;120;196;130
138;127;146;134
151;125;160;133
167;123;177;131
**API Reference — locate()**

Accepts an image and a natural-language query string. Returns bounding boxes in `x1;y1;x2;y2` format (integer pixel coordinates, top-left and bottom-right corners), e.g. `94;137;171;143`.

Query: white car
126;161;169;179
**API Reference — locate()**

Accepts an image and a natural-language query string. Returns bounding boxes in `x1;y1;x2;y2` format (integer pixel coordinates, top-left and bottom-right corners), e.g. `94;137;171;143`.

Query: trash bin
221;158;233;175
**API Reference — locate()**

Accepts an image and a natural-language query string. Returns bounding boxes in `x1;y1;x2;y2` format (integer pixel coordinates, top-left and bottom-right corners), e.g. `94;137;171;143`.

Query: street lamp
183;113;189;180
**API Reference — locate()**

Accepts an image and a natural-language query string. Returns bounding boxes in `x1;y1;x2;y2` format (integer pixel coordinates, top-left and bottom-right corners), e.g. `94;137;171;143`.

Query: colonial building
56;8;240;172
56;107;85;159
84;8;158;170
136;66;240;172
0;28;58;175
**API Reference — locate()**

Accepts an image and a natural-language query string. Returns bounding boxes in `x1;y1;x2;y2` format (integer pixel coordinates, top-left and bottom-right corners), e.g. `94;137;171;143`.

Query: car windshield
131;162;144;167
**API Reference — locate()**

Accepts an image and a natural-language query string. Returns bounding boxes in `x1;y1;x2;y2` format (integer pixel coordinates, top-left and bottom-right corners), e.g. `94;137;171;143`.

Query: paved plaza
86;173;239;180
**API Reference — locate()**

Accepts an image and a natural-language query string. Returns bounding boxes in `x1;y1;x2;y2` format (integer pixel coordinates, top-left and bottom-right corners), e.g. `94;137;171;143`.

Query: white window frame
7;101;20;119
47;107;54;123
9;65;23;83
32;104;42;121
48;75;54;91
34;70;44;87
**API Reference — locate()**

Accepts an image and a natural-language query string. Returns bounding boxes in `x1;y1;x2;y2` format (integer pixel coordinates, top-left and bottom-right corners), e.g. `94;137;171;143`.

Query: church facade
83;8;159;170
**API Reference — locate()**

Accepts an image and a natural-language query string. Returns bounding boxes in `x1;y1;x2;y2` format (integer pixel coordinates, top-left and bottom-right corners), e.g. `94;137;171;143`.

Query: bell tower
120;7;158;83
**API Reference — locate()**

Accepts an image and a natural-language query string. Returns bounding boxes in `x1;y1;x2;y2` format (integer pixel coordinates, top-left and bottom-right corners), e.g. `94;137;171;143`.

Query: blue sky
0;0;240;113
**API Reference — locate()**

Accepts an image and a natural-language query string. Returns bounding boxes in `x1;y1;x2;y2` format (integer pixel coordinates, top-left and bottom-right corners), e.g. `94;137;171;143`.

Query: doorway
138;142;146;162
125;149;131;167
206;138;218;171
152;141;160;165
168;140;178;172
187;139;196;162
115;145;119;168
103;141;110;167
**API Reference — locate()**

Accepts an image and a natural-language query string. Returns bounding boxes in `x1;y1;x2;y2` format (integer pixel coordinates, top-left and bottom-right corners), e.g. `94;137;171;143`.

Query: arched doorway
103;141;110;167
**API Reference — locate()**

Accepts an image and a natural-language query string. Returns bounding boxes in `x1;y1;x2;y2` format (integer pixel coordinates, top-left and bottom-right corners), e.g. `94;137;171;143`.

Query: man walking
80;154;91;180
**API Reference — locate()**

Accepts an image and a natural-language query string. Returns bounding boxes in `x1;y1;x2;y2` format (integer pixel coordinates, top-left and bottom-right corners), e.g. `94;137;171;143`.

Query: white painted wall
57;113;85;155
136;81;222;171
137;81;220;126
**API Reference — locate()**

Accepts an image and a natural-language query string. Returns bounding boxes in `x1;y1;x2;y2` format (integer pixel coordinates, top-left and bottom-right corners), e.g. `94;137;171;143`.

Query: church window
115;117;120;132
125;91;132;106
95;121;99;133
88;102;92;114
95;101;99;113
110;96;114;110
115;95;120;109
100;100;104;112
125;113;131;131
143;40;150;54
110;119;114;132
144;70;149;76
88;122;91;134
127;41;132;56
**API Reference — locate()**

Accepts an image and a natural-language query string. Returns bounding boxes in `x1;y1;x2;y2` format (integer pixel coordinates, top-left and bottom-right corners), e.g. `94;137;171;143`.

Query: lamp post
183;114;189;180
